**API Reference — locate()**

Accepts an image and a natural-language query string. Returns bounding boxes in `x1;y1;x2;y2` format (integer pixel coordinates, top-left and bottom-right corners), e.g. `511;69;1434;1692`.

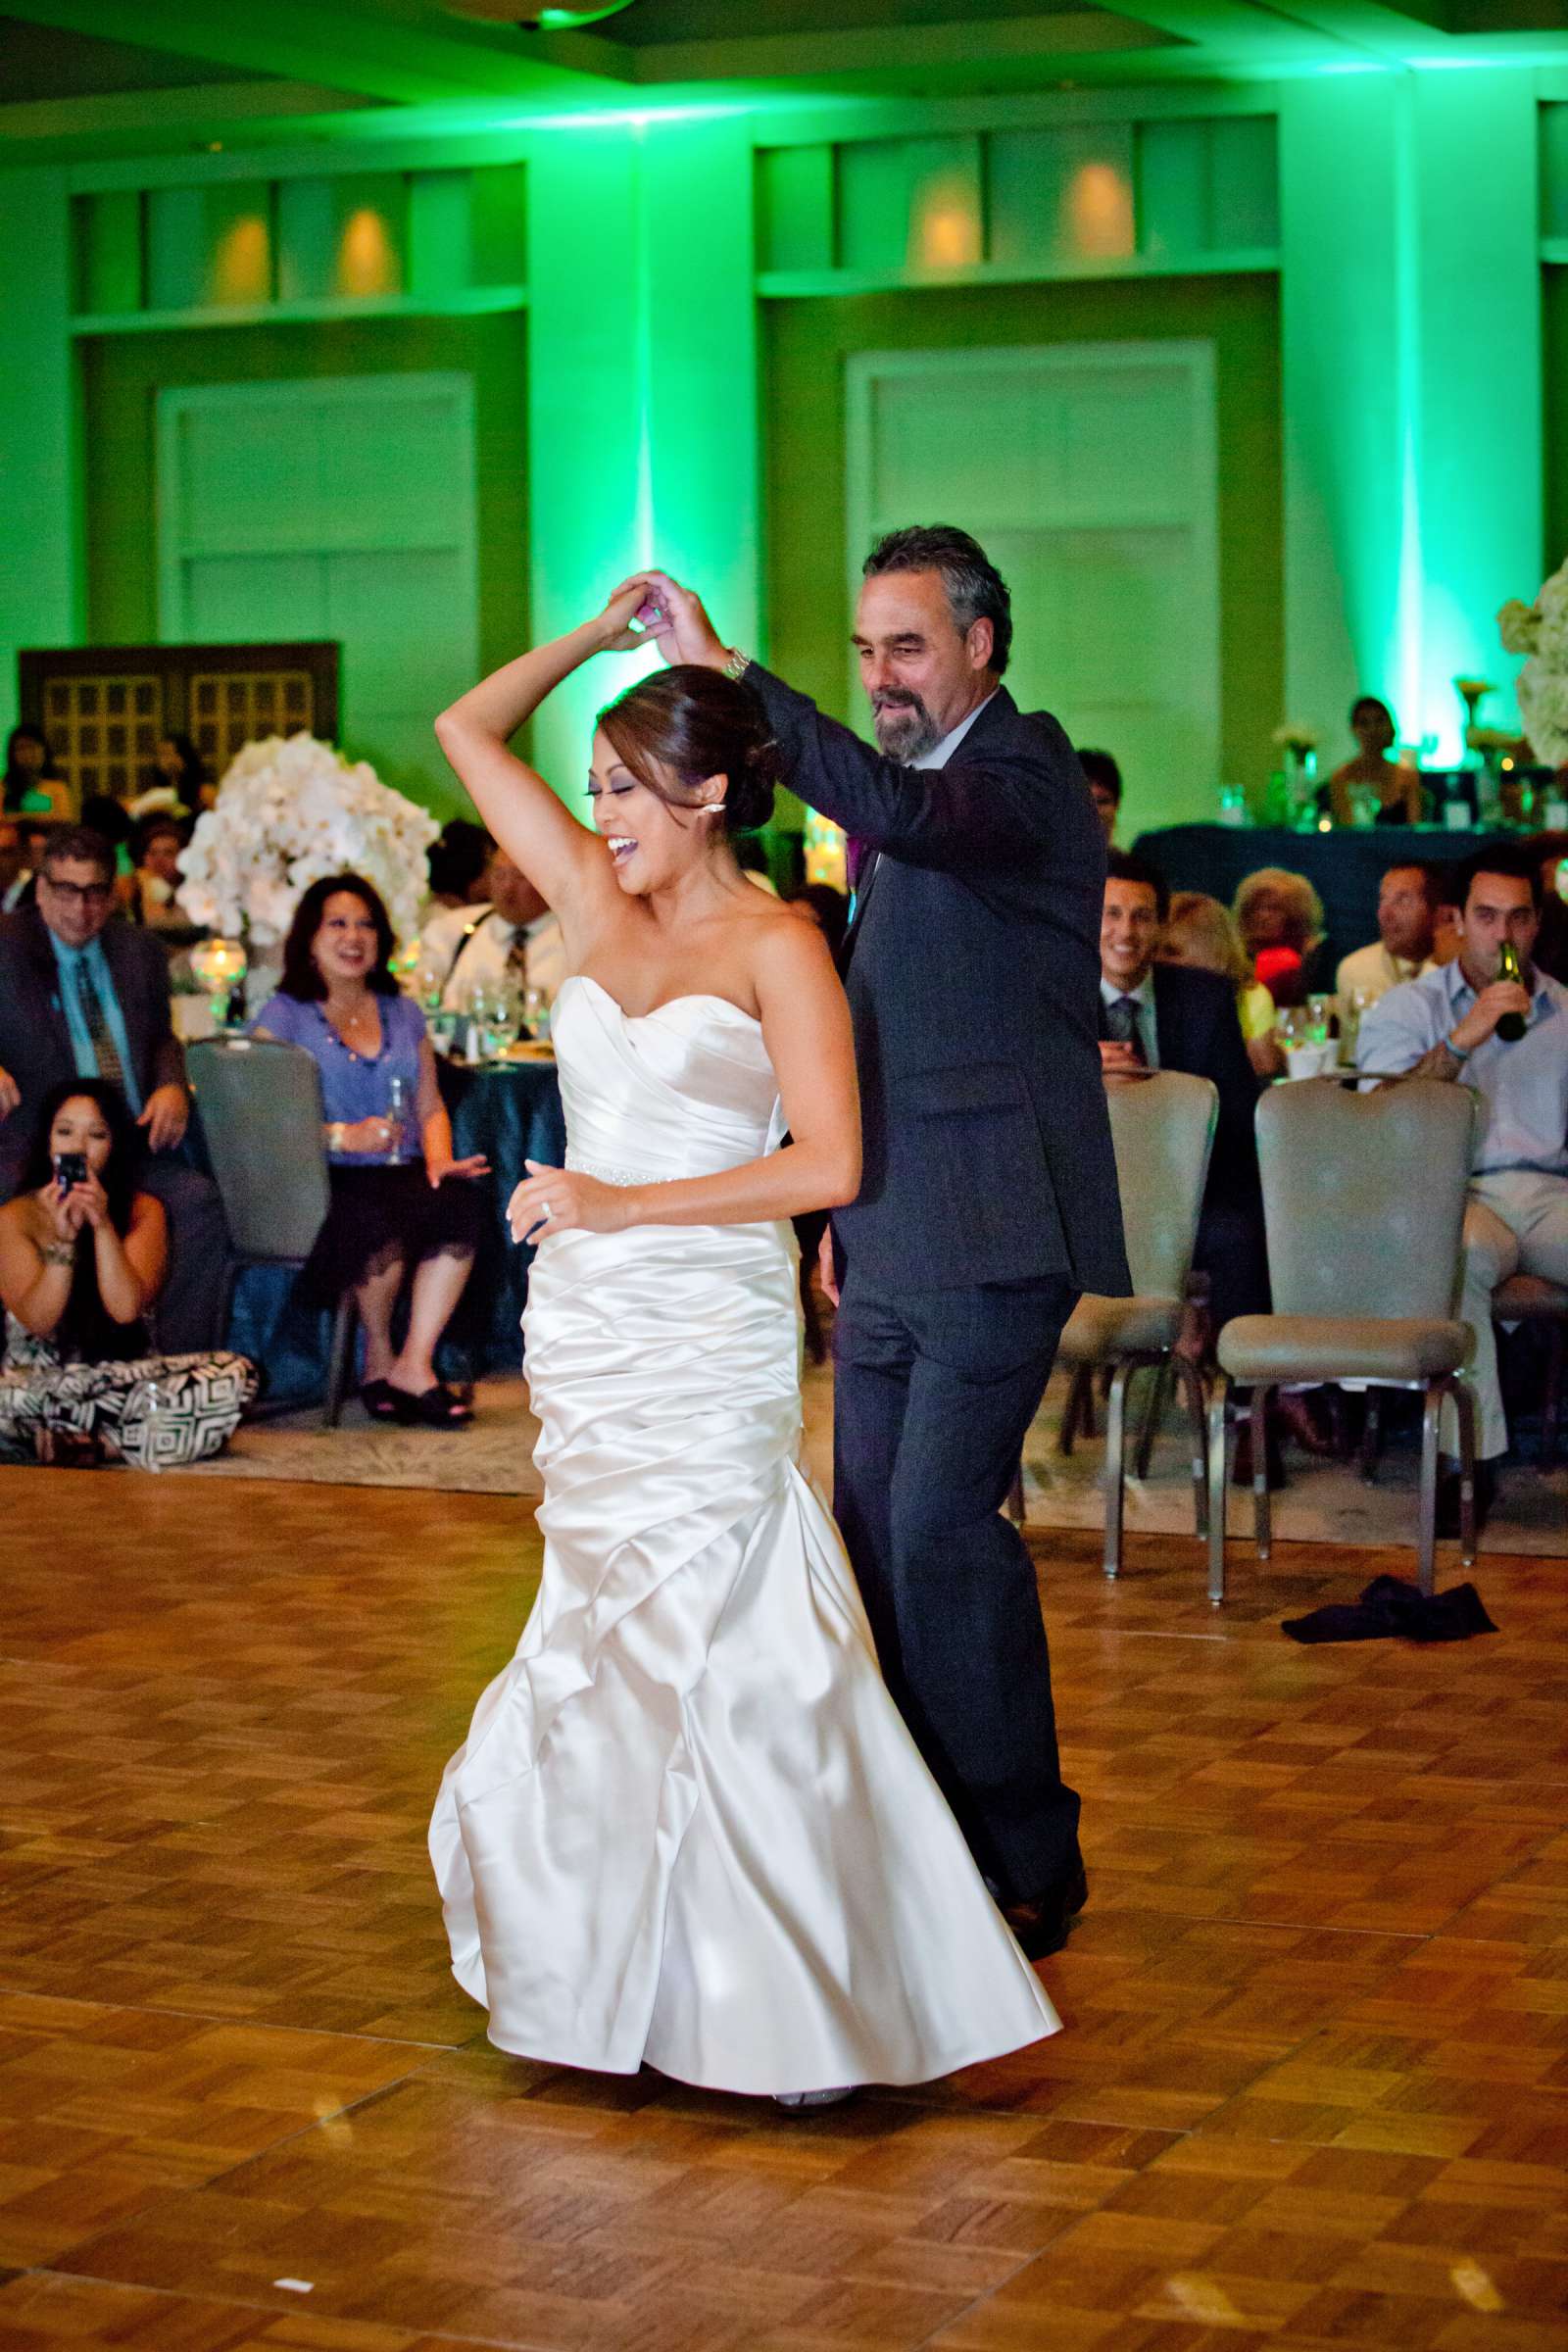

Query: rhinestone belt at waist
564;1152;655;1189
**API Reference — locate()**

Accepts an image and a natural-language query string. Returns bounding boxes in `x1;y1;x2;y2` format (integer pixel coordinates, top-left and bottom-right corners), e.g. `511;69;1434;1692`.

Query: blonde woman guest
1159;892;1284;1079
1233;866;1330;1005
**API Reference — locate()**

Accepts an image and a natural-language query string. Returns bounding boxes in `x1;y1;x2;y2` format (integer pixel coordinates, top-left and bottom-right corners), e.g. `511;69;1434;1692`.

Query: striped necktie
1105;993;1148;1065
75;959;126;1091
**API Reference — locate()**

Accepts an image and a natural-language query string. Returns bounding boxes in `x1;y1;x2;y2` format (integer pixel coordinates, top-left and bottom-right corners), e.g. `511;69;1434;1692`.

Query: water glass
1305;994;1335;1045
385;1075;411;1163
521;986;549;1043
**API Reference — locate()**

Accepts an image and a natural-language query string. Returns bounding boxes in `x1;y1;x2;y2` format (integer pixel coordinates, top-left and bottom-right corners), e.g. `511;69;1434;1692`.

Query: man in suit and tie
0;825;229;1349
1099;848;1270;1343
629;528;1129;1956
417;839;565;1012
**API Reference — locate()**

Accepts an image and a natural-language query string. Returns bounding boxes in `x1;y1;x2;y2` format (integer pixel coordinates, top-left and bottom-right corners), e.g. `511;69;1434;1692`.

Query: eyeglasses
42;876;115;906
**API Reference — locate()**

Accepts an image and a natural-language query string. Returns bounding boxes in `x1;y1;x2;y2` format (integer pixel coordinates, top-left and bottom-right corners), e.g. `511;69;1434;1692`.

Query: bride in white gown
428;589;1059;2099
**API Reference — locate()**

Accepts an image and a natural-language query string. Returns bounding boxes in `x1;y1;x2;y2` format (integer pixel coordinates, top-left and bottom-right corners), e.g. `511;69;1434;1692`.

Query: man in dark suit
0;825;229;1349
1099;849;1269;1339
630;529;1130;1955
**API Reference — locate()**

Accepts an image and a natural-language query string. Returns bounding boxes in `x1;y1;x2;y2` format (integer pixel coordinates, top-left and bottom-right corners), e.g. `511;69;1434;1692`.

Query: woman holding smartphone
0;1079;255;1466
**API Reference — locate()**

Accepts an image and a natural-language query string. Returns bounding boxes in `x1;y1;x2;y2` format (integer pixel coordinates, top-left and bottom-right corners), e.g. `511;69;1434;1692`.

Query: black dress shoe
999;1856;1088;1961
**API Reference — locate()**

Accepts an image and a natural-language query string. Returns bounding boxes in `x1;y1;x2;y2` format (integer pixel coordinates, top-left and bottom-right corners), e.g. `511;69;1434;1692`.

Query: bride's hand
597;578;665;655
607;569;728;669
508;1158;627;1244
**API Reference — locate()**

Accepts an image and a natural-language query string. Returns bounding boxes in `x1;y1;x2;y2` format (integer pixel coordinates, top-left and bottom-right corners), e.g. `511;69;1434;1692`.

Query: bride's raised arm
433;586;648;926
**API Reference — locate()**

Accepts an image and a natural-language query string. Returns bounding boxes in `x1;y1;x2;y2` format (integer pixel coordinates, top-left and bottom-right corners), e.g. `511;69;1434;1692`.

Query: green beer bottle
1495;938;1527;1042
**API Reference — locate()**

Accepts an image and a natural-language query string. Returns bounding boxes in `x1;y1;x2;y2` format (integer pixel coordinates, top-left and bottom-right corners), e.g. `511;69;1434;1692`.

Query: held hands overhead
602;571;729;670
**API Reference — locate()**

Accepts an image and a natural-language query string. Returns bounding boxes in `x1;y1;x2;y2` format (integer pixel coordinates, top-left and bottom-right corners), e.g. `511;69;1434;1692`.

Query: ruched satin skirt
429;1211;1059;2095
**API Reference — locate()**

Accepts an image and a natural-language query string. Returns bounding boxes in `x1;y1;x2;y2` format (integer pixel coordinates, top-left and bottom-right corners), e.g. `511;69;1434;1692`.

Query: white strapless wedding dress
429;973;1059;2095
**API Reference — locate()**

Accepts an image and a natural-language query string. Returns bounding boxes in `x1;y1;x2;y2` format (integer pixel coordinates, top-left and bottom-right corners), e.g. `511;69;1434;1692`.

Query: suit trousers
139;1158;232;1354
831;1267;1081;1905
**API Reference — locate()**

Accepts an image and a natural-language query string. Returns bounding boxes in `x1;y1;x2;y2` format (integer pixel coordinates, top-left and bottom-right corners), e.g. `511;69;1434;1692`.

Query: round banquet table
1131;821;1519;973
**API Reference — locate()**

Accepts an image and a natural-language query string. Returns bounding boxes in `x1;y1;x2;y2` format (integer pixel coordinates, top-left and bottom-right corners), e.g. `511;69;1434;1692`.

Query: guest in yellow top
1329;696;1422;827
1158;891;1284;1079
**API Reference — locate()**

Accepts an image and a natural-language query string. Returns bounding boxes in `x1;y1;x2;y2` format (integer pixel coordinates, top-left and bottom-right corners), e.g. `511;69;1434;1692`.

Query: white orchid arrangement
1272;721;1318;757
1498;555;1568;767
175;733;438;948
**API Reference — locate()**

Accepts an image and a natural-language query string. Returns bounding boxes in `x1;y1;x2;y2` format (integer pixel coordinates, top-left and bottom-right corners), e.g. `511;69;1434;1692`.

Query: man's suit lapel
21;908;74;1059
837;688;1020;974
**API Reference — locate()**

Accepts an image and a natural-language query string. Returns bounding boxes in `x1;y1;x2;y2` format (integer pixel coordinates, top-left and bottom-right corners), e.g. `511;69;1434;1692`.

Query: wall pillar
0;168;79;740
525;119;759;804
1280;70;1542;763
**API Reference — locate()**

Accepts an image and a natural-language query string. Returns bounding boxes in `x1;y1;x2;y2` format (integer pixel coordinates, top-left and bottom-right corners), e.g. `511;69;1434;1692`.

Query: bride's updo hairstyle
597;665;776;837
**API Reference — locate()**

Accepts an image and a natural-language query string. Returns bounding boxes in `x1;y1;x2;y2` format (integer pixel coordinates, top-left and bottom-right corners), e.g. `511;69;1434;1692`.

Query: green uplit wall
81;309;527;695
1544;267;1568;573
762;274;1282;833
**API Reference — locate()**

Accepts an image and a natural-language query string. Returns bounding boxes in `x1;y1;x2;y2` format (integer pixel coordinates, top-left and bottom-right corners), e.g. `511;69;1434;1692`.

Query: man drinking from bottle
1358;847;1568;1526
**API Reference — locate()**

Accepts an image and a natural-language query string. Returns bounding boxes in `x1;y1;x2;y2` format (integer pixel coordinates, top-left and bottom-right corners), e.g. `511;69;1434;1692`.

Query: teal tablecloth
1131;823;1517;972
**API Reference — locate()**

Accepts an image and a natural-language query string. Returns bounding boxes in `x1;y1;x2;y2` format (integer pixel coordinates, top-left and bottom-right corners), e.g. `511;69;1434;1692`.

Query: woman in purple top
254;873;489;1427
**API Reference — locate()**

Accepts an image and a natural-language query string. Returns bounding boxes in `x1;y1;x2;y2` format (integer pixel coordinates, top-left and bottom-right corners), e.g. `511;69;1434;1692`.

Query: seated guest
0;825;229;1351
0;815;25;914
0;1080;255;1467
424;818;493;916
145;732;208;814
2;725;71;820
126;815;190;933
7;817;53;910
1079;748;1122;842
1234;865;1331;1005
1158;891;1283;1079
254;875;491;1428
1526;829;1568;986
786;881;851;960
417;839;564;1011
1329;696;1422;827
1101;853;1269;1343
1336;860;1441;1005
1358;848;1568;1527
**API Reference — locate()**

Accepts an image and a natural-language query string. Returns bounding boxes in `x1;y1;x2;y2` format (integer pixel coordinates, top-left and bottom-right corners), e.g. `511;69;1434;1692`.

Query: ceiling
2;1;1565;163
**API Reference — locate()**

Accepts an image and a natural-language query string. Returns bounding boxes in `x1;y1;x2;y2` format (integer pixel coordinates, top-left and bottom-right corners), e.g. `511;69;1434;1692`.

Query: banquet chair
1207;1078;1478;1605
1053;1070;1218;1579
187;1035;358;1427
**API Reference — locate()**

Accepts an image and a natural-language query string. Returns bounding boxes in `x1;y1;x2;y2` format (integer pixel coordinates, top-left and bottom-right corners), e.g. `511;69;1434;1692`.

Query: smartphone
52;1151;87;1192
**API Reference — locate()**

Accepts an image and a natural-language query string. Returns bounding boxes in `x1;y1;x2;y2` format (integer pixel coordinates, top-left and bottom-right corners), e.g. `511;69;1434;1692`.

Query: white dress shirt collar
909;691;998;771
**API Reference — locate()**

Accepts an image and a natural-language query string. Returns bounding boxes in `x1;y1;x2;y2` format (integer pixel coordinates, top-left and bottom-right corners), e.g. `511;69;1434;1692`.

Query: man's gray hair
862;524;1013;675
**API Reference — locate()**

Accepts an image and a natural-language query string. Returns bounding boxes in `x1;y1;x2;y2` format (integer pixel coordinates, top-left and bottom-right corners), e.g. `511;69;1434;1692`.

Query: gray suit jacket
750;667;1130;1296
0;906;185;1190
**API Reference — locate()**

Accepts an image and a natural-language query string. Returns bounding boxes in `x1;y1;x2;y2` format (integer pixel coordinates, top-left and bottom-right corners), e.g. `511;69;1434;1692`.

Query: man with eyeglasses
0;825;228;1349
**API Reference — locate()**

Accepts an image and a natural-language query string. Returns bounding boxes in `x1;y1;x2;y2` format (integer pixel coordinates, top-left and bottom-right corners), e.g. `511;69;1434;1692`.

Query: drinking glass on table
1305;994;1335;1045
385;1075;411;1163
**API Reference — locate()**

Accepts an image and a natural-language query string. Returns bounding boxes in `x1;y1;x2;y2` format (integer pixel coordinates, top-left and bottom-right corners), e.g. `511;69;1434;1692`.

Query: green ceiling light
519;4;641;23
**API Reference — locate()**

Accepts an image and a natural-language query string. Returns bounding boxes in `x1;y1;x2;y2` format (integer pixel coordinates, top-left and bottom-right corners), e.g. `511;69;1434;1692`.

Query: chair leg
1206;1376;1231;1606
1358;1392;1383;1485
1174;1354;1209;1537
1056;1361;1091;1456
1102;1360;1131;1581
1250;1384;1272;1560
1134;1357;1174;1481
1453;1380;1478;1569
324;1296;357;1429
1544;1324;1564;1468
1417;1380;1443;1599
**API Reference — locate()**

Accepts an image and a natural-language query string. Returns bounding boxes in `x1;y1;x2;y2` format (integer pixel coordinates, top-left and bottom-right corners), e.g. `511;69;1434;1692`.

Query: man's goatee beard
873;703;941;762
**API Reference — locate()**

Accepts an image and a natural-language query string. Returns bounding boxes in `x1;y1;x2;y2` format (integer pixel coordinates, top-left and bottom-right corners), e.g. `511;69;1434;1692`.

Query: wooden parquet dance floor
2;1466;1567;2352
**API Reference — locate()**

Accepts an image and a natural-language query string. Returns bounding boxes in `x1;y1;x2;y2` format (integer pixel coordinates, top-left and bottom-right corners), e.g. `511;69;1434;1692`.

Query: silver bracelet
722;647;752;682
40;1241;74;1267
